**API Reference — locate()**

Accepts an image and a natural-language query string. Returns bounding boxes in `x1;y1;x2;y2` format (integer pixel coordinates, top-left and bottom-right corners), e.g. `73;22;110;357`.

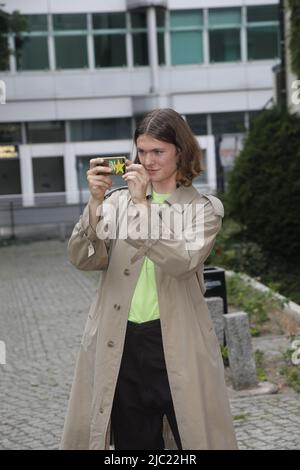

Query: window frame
246;5;280;61
52;13;89;70
208;7;242;64
92;11;128;68
130;10;149;67
14;14;50;71
26;121;66;144
69;117;132;142
169;9;204;66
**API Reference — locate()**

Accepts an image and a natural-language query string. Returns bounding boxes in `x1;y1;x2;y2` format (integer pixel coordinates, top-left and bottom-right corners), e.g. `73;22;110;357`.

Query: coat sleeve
67;203;110;271
124;195;224;280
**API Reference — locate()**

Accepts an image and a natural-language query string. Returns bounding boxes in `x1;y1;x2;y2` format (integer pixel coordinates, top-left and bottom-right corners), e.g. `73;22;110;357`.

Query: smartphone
97;156;126;175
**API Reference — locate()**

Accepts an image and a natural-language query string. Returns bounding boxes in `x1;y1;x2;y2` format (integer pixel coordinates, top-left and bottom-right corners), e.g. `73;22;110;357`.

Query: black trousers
111;319;182;450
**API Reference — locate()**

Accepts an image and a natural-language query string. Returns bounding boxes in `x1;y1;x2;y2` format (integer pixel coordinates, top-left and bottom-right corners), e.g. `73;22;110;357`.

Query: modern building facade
0;0;280;207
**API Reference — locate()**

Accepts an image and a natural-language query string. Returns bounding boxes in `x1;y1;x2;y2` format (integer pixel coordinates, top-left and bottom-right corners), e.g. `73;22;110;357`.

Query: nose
144;152;155;166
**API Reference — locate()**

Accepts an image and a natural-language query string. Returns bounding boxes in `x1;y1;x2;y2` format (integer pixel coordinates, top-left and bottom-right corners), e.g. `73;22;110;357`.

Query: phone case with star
98;156;126;175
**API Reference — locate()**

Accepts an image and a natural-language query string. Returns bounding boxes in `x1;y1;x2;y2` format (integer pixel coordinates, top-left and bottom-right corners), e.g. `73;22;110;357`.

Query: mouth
146;169;159;173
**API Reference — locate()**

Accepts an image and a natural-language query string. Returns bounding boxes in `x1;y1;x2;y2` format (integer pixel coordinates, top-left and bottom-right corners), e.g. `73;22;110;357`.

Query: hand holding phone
87;157;113;203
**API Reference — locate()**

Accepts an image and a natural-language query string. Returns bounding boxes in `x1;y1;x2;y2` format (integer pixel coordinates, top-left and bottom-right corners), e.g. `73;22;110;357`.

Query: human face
136;134;178;193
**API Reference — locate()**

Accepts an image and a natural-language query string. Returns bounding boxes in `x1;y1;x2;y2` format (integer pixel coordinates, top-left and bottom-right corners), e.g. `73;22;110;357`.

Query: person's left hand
122;160;150;204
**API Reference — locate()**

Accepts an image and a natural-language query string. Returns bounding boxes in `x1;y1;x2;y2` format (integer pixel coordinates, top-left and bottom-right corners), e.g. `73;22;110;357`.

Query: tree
227;107;300;265
0;9;27;70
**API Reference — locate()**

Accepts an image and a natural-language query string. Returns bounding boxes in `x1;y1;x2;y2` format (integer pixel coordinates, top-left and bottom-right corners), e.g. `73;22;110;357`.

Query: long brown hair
134;108;204;187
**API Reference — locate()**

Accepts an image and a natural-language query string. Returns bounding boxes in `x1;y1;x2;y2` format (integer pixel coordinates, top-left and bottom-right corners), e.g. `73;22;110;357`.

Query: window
185;114;207;136
209;8;241;63
156;8;166;65
33;157;65;193
247;5;279;60
247;5;279;23
131;11;149;66
211;112;245;135
53;14;87;30
0;159;21;195
170;10;203;65
53;14;88;69
0;123;22;144
15;15;49;70
92;12;127;67
70;118;132;142
26;121;65;144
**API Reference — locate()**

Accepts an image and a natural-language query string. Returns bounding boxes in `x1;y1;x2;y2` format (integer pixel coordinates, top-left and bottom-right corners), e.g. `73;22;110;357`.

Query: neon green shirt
127;190;171;324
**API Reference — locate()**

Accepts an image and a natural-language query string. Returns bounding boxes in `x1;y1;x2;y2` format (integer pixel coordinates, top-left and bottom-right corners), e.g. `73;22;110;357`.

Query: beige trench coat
61;184;238;450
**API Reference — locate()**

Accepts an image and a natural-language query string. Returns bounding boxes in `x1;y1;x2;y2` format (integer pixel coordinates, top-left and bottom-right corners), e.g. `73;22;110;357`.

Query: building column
147;6;159;94
19;146;34;207
8;35;16;72
64;144;79;204
241;5;247;63
48;14;56;71
87;13;95;70
206;136;217;191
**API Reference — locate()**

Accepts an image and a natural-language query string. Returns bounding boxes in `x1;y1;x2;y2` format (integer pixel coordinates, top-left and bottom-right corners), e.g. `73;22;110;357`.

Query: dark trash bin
203;266;228;314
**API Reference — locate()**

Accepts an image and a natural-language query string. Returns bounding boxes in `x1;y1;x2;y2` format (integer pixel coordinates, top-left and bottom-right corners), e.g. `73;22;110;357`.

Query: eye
137;149;145;156
155;150;164;155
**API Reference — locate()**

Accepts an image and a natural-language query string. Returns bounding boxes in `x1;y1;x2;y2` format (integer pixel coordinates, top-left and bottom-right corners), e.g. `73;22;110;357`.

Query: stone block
206;297;224;346
224;311;257;390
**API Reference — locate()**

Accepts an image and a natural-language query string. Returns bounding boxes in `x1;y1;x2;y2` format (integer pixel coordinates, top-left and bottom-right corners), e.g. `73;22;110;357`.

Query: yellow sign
0;145;18;158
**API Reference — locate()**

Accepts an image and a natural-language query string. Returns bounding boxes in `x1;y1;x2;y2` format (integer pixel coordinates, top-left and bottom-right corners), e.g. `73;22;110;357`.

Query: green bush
0;10;27;70
207;217;269;276
227;107;300;265
208;218;300;303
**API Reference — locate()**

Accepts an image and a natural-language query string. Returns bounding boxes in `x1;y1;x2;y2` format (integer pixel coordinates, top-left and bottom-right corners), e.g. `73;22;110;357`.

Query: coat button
123;268;130;276
114;304;121;310
99;407;104;414
107;340;114;348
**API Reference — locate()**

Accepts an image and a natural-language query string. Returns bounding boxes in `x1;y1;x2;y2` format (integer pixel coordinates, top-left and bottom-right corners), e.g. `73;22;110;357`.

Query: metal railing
0;192;85;240
0;183;212;240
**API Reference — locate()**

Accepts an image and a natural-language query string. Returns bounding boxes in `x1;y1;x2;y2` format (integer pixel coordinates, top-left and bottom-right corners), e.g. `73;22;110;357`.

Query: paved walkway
0;240;299;450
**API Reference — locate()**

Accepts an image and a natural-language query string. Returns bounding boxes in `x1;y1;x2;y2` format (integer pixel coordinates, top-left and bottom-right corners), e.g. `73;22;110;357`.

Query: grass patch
255;350;268;382
220;345;229;367
233;414;249;421
226;273;284;330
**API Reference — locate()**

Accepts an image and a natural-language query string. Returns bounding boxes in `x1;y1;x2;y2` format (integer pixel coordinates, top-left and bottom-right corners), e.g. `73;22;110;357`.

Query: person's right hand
87;158;113;204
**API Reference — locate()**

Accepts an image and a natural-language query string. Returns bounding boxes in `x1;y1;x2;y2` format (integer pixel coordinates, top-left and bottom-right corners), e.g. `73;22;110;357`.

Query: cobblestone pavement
0;240;299;450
